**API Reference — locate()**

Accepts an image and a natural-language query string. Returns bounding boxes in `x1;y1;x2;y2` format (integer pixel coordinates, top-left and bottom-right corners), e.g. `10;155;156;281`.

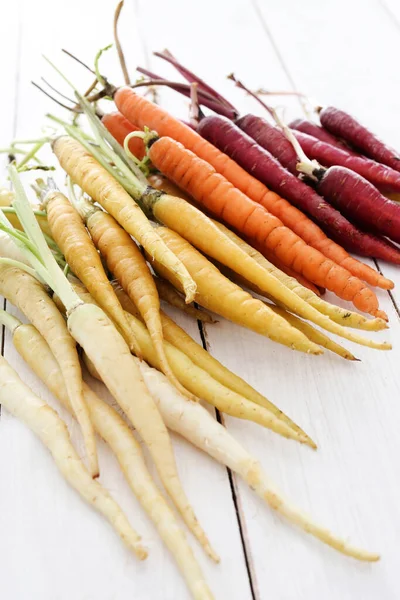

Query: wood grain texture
1;0;400;598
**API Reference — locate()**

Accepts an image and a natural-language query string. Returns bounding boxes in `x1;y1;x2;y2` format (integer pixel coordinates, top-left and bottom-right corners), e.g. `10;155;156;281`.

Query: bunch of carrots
0;3;398;597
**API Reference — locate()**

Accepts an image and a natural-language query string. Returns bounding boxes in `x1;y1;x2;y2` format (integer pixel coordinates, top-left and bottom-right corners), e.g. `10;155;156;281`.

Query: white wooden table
1;0;400;598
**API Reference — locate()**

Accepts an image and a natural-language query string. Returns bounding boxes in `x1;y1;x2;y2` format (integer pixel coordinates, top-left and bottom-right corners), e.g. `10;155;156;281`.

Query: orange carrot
114;88;390;291
258;245;322;295
144;134;384;318
102;112;146;160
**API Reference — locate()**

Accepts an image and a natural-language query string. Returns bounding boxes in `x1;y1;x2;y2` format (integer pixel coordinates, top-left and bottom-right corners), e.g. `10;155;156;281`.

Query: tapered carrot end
378;277;394;290
304;436;318;450
374;309;389;321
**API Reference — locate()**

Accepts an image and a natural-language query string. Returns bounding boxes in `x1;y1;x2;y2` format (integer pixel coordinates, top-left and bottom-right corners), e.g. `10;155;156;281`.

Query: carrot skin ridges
319;106;400;172
292;129;400;194
317;166;400;245
233;114;398;277
289;118;358;154
102;112;146;160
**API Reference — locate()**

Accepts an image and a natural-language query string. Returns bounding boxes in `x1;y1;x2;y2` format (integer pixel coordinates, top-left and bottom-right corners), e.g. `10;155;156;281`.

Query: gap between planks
197;318;259;600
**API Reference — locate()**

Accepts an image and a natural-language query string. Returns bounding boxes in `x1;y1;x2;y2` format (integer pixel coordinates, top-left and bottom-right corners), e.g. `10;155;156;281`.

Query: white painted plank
139;0;400;598
0;0;252;598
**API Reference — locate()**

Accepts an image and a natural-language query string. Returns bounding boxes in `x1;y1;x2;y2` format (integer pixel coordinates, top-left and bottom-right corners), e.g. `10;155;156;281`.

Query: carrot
74;97;387;321
267;302;356;360
2;312;213;600
0;187;52;237
147;172;194;202
83;337;376;561
52;136;196;303
74;283;312;446
8;169;217;563
136;359;377;561
113;282;310;440
69;191;196;401
145;372;378;562
310;165;400;245
318;106;400;172
144;227;322;353
0;262;98;478
259;246;321;294
114;88;391;295
212;221;386;332
147;171;321;295
153;227;391;350
155;276;216;323
292;129;400;194
289;118;358;154
144;134;386;320
114;286;315;440
40;181;141;357
102;111;146;160
140;180;389;339
211;114;398;276
0;351;146;560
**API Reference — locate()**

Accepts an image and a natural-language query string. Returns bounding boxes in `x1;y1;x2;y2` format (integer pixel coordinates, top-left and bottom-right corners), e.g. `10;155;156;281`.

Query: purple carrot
319;106;400;172
198;114;400;264
238;111;400;247
154;49;238;112
136;66;237;119
309;165;400;244
289;118;358;154
292;129;400;194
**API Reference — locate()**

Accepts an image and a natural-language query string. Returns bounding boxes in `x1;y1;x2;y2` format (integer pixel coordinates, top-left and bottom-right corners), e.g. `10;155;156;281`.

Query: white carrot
0;352;146;561
0;261;98;478
0;310;214;600
120;357;379;562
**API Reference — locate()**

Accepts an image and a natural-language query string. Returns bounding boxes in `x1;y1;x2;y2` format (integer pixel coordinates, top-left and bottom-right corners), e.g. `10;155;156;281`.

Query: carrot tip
374;310;389;322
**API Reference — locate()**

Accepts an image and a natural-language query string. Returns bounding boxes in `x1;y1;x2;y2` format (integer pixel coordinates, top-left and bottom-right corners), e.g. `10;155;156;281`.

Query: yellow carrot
69;192;196;401
214;221;387;333
52;136;196;303
155;276;216;323
40;182;141;357
72;282;312;446
113;282;310;441
153;227;390;351
147;227;322;354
